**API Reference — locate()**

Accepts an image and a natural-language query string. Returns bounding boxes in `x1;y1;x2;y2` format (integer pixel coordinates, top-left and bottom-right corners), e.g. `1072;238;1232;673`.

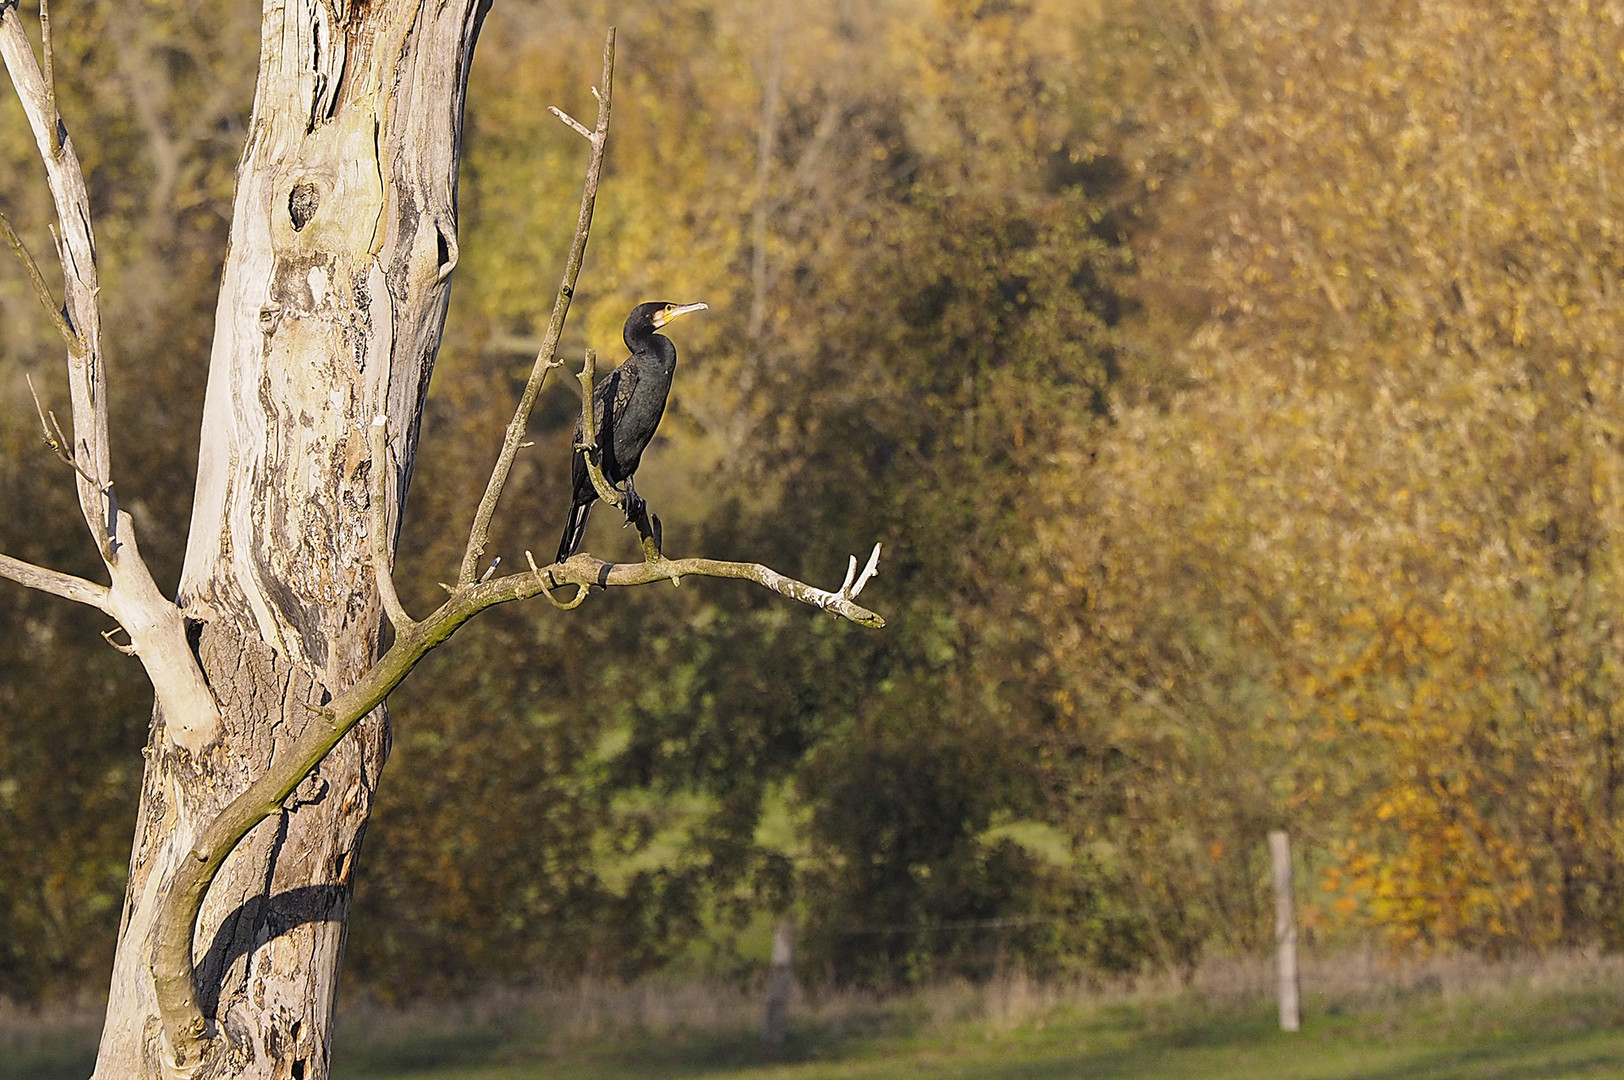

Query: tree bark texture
93;0;487;1075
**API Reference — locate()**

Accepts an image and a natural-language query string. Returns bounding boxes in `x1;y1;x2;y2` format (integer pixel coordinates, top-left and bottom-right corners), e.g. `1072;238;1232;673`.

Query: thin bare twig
573;347;619;510
548;106;593;140
101;626;137;656
1;2;114;548
527;549;588;609
459;27;615;585
840;543;882;600
368;417;414;631
26;374;100;487
0;211;79;352
39;0;58;155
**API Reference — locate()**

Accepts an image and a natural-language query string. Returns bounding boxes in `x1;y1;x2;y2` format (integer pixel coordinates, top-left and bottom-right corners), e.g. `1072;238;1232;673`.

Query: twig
27;374;99;485
841;543;882;600
528;549;589;610
367;417;414;632
548;106;593;141
573;347;622;510
101;626;137;656
0;211;80;352
39;0;58;155
459;27;615;585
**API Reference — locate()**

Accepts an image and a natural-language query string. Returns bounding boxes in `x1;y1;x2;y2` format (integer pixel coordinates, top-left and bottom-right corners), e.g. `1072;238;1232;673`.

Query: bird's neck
630;334;677;375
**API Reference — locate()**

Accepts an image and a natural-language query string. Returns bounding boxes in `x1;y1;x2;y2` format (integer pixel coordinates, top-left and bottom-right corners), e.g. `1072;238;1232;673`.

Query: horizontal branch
0;550;110;610
549;550;886;628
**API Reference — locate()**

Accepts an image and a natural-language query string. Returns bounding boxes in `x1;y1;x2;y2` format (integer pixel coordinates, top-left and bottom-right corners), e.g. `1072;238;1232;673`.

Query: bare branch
367;417;415;632
849;542;881;599
26;374;102;489
3;0;221;765
573;347;623;510
101;626;137;656
548;105;593;141
547;549;888;627
0;211;79;352
38;0;57;155
459;27;616;585
0;3;110;542
528;550;589;610
0;550;110;610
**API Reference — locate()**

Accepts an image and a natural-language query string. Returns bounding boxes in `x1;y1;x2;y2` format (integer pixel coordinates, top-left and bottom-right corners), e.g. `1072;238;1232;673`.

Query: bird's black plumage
557;300;707;562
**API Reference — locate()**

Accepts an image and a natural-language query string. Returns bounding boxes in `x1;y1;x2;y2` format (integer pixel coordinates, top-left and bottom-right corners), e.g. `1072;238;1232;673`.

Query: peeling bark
92;0;488;1076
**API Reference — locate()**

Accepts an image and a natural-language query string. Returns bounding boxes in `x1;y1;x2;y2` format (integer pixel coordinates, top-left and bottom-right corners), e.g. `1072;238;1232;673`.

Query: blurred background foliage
6;0;1624;1003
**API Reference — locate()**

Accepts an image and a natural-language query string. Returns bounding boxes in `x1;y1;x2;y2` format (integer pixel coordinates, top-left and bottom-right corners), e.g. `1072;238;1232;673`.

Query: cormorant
556;300;708;562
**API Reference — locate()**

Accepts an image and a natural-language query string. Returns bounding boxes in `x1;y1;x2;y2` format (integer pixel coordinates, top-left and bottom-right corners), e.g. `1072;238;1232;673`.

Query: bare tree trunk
92;0;487;1075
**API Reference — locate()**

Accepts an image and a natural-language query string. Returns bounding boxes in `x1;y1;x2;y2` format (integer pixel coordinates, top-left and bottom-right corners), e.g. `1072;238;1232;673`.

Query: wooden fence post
1268;829;1301;1032
764;919;796;1048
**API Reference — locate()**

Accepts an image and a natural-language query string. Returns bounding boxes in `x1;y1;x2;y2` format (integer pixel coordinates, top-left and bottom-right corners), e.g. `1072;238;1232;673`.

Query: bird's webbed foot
618;483;662;558
620;482;646;523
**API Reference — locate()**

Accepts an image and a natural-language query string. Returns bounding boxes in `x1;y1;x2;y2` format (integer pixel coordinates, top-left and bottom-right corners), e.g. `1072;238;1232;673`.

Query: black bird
556;300;708;562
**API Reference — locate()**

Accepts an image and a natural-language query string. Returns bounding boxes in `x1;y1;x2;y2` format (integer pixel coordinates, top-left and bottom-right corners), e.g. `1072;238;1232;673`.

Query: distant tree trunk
91;1;486;1076
763;919;796;1048
1268;829;1300;1033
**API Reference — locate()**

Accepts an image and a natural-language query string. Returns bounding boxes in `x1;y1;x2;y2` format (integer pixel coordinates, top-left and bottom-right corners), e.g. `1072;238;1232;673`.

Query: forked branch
0;0;219;756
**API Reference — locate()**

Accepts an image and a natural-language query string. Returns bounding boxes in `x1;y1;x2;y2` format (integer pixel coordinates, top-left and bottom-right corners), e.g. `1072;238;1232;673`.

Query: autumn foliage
6;0;1624;1000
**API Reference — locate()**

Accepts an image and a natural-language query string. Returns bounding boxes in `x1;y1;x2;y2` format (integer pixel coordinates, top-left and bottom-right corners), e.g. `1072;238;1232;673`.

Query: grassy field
7;953;1624;1079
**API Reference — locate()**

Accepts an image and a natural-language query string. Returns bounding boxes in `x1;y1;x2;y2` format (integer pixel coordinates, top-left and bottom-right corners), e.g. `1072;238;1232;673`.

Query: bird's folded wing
607;360;640;426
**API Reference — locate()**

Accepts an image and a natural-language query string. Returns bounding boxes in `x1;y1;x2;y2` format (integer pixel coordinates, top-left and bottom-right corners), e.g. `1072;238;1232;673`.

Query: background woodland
5;0;1624;1002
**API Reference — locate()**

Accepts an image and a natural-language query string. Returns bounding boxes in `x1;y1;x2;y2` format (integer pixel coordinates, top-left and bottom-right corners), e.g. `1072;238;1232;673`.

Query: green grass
8;955;1624;1079
327;958;1624;1080
329;1011;1624;1080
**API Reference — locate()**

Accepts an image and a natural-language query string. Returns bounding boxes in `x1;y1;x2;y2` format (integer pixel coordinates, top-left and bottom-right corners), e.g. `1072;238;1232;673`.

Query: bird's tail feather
557;501;593;563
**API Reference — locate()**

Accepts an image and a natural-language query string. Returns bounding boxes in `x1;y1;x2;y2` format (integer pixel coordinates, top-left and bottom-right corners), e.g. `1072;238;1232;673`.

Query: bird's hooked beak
652;301;708;328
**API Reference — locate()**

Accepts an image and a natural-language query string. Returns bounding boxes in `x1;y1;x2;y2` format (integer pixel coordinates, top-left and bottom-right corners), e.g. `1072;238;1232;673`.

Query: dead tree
0;4;882;1077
